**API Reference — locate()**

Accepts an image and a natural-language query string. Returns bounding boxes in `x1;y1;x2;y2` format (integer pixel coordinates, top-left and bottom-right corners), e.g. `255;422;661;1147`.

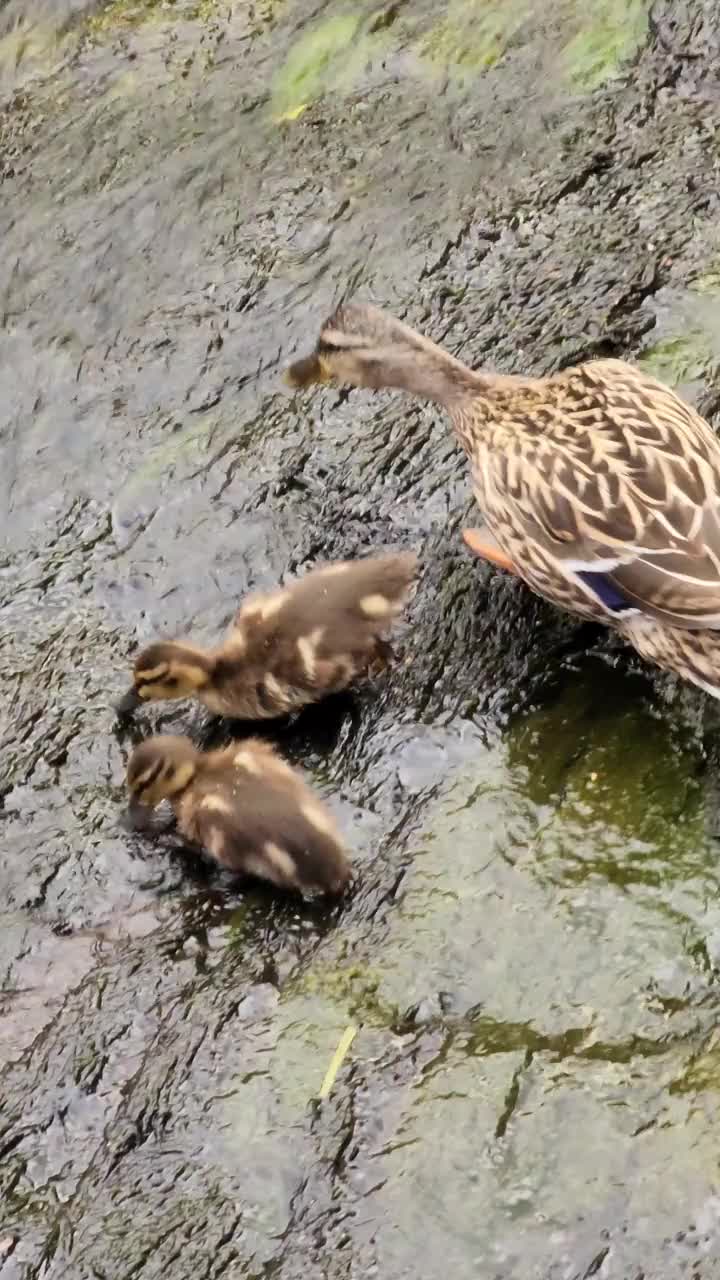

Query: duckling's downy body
125;734;351;895
117;552;417;720
286;301;720;700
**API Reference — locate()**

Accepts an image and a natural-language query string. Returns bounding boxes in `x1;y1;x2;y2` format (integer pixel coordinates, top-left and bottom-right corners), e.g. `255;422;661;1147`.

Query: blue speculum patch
577;570;635;613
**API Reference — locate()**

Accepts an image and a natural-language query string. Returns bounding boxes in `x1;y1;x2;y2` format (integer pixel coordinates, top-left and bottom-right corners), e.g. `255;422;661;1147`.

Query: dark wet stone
4;1;720;1278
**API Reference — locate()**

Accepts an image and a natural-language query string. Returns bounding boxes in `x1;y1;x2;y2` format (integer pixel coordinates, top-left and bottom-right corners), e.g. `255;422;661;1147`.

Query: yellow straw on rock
318;1024;358;1100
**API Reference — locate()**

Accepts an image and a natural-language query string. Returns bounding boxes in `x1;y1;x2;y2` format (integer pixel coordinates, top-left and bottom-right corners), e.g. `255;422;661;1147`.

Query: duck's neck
373;350;533;468
368;346;497;411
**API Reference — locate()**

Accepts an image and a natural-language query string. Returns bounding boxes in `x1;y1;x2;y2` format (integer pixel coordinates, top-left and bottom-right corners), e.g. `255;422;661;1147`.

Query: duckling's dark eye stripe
317;338;341;355
133;760;164;792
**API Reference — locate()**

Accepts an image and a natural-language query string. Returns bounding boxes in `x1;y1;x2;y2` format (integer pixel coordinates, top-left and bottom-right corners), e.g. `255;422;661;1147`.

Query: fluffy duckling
124;734;351;896
116;551;417;720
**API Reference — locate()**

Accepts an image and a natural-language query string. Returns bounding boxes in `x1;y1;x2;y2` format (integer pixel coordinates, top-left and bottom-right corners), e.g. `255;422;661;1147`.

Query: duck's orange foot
462;528;516;574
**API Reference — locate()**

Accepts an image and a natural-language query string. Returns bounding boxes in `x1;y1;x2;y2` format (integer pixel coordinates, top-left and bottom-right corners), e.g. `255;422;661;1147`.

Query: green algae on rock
638;333;715;388
85;0;223;38
270;11;391;121
418;0;530;77
560;0;649;91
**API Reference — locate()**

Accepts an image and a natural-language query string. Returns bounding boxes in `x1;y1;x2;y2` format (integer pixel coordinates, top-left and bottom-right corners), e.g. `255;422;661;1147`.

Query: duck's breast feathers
482;361;720;628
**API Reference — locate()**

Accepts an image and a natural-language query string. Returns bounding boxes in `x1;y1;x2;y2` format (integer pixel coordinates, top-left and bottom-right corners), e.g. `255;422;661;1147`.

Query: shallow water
3;1;720;1277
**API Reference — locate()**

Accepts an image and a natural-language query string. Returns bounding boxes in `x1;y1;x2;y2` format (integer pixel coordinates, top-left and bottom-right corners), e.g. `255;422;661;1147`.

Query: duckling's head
116;642;212;716
283;301;476;405
125;734;198;827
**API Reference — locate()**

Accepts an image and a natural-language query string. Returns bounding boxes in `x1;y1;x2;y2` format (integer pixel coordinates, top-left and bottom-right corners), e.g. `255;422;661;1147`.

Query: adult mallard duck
285;301;720;699
124;734;351;896
116;551;417;720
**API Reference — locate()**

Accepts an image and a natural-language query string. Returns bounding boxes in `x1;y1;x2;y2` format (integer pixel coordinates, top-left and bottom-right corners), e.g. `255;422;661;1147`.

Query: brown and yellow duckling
116;551;417;720
124;734;351;896
286;301;720;701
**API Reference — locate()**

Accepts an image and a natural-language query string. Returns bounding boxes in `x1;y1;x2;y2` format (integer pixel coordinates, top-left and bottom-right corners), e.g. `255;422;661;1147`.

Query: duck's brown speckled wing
481;360;720;630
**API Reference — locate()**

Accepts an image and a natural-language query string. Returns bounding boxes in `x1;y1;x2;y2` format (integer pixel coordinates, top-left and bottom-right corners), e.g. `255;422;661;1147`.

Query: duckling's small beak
121;798;154;833
115;687;143;717
283;352;332;389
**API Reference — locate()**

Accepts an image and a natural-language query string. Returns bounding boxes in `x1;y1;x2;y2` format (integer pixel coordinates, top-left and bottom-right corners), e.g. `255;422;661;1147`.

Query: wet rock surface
3;1;720;1276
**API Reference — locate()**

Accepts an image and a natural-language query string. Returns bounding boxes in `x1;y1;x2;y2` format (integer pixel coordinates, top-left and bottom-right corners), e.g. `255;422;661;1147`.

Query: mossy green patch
0;20;68;77
288;960;398;1029
86;0;174;37
670;1038;720;1094
85;0;222;40
226;901;257;940
270;11;390;121
191;0;223;18
506;659;708;873
561;0;648;91
112;415;219;514
419;0;530;77
691;266;720;296
637;332;714;387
